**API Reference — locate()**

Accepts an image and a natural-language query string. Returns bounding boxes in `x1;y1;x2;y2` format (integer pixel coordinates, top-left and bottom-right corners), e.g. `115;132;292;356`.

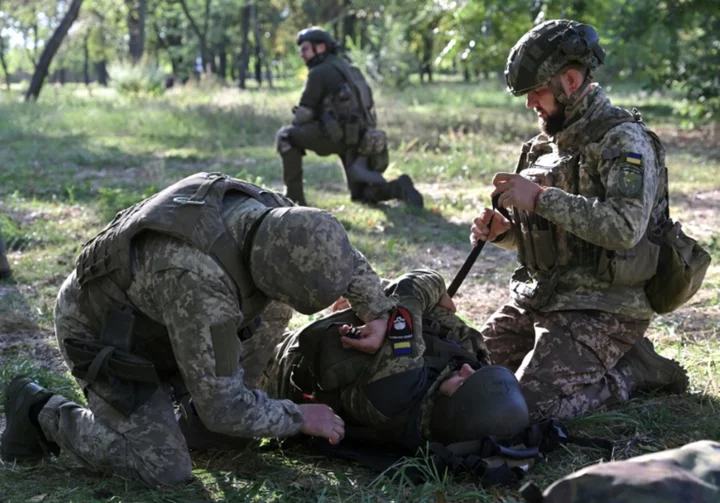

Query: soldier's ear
559;67;585;95
316;42;327;54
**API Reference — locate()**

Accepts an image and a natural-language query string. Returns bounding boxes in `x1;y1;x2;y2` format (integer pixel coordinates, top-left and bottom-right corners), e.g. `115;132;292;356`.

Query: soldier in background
1;172;397;486
276;27;423;208
470;20;688;422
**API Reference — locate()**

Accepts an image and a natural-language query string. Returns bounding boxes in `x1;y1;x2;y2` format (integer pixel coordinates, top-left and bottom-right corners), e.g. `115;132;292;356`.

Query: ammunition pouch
597;233;660;286
358;128;388;157
319;110;344;143
64;337;159;417
645;219;711;314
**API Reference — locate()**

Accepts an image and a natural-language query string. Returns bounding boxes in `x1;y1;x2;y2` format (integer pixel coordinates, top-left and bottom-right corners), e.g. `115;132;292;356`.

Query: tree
25;0;84;101
125;0;146;62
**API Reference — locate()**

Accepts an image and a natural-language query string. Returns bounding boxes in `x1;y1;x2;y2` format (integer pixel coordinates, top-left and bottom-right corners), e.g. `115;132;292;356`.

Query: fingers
439;293;457;312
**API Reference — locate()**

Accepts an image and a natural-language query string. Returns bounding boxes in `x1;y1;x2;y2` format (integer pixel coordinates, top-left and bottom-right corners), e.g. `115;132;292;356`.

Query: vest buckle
173;196;206;206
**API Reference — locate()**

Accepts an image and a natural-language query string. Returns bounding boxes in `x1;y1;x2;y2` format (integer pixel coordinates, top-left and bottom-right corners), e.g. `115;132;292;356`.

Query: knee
275;126;295;155
137;445;193;487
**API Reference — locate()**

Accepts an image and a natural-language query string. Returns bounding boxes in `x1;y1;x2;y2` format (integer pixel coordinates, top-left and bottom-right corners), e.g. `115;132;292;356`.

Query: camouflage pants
482;301;649;421
277;122;396;204
41;275;293;485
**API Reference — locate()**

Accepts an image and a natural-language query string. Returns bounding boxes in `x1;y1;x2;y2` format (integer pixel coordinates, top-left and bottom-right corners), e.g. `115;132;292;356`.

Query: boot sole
636;339;689;394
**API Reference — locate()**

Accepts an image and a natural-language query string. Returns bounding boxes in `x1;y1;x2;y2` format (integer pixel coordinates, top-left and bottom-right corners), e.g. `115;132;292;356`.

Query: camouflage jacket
495;86;662;320
62;188;394;440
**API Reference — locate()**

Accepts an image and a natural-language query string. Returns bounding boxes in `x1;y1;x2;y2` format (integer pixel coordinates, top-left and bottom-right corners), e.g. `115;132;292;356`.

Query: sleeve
150;268;304;438
298;70;327;113
343;247;397;323
535;124;659;250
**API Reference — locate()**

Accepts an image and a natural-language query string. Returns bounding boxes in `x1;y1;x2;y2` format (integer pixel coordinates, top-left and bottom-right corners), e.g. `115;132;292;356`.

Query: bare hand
491;173;543;212
438;293;456;312
339;318;387;354
470;208;511;245
330;297;350;312
298;403;345;445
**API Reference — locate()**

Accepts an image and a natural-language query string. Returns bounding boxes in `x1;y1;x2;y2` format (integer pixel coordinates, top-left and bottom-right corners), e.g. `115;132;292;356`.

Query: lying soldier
258;268;532;453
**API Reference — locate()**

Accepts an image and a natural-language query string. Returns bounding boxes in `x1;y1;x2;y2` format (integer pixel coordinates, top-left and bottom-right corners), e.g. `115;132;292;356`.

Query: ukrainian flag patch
625;152;643;166
391;341;412;356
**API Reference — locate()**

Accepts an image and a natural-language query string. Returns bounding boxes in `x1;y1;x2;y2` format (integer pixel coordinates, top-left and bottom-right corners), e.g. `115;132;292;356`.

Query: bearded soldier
1;172;397;486
259;269;530;450
276;27;423;208
470;20;688;421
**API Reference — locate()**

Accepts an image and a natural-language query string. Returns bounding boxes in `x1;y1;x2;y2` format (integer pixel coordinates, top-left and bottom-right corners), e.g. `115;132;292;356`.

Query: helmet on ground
249;207;354;314
505;19;605;97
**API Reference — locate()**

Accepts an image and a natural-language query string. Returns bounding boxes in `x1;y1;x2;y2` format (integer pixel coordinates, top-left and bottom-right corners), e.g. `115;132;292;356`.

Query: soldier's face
526;85;566;135
299;41;326;64
438;363;475;397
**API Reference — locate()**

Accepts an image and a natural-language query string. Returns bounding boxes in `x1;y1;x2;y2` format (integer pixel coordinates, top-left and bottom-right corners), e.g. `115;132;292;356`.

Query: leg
276;123;344;205
38;382;192;486
516;310;648;421
481;301;536;371
0;229;11;279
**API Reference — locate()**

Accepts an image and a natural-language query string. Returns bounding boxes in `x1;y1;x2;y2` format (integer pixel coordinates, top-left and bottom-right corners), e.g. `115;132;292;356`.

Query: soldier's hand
340;318;387;354
439;293;456;312
491;173;544;212
298;404;345;445
330;296;350;312
471;208;511;245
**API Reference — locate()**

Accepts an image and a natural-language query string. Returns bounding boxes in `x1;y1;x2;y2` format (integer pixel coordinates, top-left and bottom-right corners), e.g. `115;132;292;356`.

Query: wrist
533;186;546;212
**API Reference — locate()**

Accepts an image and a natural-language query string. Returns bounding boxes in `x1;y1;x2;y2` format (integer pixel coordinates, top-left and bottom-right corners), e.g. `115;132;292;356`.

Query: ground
0;78;719;502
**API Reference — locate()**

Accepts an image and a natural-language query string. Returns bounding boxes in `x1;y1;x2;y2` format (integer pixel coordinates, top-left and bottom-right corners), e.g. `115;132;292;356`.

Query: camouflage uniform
276;52;421;207
261;269;491;443
39;173;395;486
483;86;662;421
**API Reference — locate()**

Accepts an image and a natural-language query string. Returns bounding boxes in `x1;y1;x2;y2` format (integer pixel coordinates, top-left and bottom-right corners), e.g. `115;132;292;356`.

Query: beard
538;96;567;136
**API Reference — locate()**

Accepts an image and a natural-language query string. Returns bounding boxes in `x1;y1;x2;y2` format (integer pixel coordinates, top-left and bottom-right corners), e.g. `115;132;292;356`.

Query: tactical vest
512;106;667;288
76;172;293;337
285;306;481;448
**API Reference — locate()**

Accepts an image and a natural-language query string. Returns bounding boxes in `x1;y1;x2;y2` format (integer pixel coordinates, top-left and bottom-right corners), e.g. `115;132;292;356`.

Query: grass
1;78;719;502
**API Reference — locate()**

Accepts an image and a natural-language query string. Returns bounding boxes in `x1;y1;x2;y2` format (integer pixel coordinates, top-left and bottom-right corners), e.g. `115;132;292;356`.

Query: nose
526;90;538;110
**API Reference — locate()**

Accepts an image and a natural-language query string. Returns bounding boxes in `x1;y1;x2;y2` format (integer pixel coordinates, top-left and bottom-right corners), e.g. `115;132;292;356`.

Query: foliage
108;59;165;96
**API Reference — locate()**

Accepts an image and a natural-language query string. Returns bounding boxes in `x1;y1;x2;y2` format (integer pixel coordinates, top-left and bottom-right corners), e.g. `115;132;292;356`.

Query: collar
554;85;610;150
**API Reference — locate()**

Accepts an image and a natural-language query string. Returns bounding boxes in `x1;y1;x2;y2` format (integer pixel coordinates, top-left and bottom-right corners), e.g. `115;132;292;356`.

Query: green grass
1;80;719;502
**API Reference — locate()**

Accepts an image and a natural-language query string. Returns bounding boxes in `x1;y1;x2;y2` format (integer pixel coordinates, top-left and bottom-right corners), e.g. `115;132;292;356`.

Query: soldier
259;269;530;450
1;172;398;486
470;20;688;421
276;27;423;208
0;229;11;279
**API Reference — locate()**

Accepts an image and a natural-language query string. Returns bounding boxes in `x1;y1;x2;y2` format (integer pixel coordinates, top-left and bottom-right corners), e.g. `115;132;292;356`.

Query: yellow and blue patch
391;341;412;356
625;152;643;166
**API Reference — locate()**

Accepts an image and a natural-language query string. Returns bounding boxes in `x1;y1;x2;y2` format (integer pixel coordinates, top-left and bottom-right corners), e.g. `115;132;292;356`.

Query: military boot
1;376;60;462
618;338;689;394
393;175;424;208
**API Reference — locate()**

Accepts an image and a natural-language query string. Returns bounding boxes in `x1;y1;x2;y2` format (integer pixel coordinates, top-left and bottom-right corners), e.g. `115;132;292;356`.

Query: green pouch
645;219;711;314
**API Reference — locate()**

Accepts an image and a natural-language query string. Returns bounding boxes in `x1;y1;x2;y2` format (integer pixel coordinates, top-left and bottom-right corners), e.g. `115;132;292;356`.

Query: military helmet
505;19;605;97
430;365;529;444
296;27;336;50
249;207;354;315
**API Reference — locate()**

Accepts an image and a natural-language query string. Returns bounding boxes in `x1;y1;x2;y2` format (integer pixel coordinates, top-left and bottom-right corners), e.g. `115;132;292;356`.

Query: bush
108;61;165;97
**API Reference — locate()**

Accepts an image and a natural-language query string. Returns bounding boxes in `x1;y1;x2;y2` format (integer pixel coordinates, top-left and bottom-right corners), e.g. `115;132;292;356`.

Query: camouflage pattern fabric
532;440;720;503
493;86;661;320
39;187;394;485
482;300;648;421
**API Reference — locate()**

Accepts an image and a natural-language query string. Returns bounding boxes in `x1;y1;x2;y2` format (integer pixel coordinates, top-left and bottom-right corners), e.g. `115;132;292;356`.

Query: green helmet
430;365;529;444
249;207;354;314
505;19;605;97
296;27;337;51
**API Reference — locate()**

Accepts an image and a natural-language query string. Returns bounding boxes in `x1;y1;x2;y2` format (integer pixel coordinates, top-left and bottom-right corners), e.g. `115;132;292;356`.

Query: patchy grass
1;80;719;502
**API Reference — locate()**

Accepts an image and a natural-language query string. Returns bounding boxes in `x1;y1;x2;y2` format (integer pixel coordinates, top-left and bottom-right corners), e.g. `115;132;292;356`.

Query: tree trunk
208;48;217;73
254;44;262;86
238;4;250;89
25;0;84;101
126;0;146;63
95;60;108;86
178;0;211;73
342;0;355;47
83;32;90;86
218;42;227;80
0;35;10;90
250;3;272;88
421;32;433;83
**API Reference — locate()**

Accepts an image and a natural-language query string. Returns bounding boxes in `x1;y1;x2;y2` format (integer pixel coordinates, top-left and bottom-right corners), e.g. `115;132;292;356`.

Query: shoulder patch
625;152;643;166
617;165;644;197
